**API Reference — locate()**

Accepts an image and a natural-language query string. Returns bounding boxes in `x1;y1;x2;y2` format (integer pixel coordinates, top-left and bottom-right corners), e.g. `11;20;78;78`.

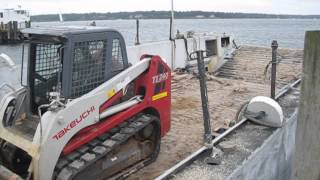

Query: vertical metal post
21;44;25;86
196;50;212;145
13;21;17;41
135;19;140;45
170;0;176;69
271;40;278;99
169;17;173;40
170;0;175;40
7;21;12;41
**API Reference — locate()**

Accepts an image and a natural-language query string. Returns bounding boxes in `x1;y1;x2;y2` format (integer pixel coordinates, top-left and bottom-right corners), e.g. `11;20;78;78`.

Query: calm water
33;18;320;48
1;19;320;63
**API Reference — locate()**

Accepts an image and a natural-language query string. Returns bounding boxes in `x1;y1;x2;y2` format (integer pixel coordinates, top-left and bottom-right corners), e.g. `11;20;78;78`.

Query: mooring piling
135;18;140;45
294;31;320;180
271;40;278;99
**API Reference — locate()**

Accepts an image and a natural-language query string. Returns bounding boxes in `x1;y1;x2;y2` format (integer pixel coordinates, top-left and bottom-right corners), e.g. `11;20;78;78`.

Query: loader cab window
71;40;107;98
111;39;124;72
30;43;63;111
0;12;3;18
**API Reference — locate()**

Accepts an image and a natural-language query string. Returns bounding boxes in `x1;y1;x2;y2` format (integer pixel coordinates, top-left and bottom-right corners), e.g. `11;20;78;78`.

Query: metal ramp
216;46;303;88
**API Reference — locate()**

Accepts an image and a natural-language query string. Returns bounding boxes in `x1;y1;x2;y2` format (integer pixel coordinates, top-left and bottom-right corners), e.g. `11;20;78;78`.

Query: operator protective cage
21;27;129;112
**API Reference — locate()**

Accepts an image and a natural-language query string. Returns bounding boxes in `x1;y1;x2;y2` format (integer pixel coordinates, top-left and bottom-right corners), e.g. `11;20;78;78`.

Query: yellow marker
107;89;116;98
152;92;168;101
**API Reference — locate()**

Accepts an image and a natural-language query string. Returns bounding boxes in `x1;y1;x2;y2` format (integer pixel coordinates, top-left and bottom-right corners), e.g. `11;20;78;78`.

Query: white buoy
246;96;284;128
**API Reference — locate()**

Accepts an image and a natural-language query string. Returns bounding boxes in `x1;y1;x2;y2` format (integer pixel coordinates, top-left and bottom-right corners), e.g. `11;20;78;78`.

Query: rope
234;100;266;124
263;52;283;80
235;100;250;123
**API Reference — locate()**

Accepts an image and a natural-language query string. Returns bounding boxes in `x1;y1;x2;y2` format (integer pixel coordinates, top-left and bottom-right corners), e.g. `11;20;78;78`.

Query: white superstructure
127;32;236;72
0;8;30;28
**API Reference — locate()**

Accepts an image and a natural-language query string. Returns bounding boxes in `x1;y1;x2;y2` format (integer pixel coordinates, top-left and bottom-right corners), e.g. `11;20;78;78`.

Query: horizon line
30;10;320;17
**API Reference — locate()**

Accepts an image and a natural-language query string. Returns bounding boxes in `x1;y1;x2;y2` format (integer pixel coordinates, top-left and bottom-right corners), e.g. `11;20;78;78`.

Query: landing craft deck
131;46;303;179
0;42;303;179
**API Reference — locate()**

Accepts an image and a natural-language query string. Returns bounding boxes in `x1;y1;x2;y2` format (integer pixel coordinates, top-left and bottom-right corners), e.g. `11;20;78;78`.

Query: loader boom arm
85;57;151;102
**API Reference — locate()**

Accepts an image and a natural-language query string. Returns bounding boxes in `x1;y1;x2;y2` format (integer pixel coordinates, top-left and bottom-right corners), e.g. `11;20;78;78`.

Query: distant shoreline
31;11;320;22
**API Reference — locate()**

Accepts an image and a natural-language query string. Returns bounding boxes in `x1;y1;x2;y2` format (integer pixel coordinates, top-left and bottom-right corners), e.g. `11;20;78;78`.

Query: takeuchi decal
53;106;95;140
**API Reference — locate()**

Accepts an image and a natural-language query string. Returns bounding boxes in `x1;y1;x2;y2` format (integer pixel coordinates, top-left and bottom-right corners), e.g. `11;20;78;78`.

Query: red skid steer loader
0;26;171;180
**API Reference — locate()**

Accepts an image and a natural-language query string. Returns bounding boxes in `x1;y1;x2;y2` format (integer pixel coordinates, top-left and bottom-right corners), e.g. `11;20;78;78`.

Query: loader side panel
134;56;171;136
61;55;171;155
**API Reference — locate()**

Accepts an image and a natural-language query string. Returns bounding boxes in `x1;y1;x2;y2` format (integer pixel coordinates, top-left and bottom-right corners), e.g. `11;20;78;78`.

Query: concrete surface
175;88;300;180
228;112;297;180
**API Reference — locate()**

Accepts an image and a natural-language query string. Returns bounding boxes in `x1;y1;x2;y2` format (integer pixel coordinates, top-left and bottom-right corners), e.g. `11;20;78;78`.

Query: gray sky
1;0;320;15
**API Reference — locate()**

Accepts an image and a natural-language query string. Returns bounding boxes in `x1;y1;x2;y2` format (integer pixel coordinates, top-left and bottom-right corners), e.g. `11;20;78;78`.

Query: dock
130;45;303;179
0;21;30;44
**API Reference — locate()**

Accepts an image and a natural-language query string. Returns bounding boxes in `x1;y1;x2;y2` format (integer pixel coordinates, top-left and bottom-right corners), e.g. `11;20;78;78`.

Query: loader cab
22;27;129;113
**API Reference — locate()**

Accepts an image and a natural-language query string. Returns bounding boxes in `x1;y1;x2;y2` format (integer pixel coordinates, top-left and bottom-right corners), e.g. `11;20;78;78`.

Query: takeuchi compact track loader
0;26;171;180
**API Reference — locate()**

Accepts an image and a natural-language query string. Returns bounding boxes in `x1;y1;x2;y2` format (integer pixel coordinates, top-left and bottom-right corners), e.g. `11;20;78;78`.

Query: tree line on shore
31;11;320;22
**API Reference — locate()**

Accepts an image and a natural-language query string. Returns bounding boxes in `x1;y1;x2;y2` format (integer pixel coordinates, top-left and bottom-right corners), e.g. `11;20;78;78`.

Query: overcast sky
1;0;319;15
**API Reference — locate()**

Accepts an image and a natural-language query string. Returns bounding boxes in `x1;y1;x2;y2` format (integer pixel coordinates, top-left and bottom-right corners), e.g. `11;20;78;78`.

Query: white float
246;96;284;128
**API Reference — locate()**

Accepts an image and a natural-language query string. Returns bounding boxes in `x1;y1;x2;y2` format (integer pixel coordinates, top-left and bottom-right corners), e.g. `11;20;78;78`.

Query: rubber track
54;114;155;180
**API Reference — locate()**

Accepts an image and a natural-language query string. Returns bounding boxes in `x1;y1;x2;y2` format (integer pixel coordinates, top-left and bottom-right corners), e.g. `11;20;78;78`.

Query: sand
129;46;303;179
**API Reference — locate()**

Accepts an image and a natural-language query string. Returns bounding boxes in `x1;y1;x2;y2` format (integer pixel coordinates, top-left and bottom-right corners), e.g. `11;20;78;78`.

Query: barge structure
134;45;303;179
0;25;307;180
